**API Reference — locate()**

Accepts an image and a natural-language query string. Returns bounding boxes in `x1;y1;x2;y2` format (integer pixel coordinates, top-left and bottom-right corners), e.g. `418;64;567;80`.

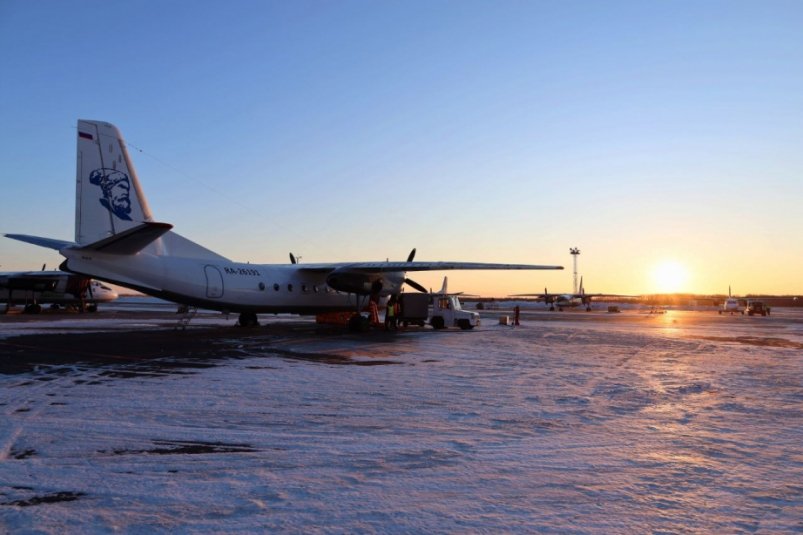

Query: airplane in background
0;267;118;313
6;120;562;329
511;277;631;311
719;286;744;315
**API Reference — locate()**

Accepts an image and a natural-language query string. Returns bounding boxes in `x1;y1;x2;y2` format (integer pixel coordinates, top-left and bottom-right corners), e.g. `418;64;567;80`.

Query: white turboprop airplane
511;277;630;311
6;120;563;328
719;286;744;315
0;268;118;313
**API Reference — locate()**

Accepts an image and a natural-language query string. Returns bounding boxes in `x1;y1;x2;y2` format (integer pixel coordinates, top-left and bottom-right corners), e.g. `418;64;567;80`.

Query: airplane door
204;265;224;298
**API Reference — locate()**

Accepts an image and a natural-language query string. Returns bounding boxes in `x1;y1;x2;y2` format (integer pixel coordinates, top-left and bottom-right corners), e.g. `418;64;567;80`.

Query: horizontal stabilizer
77;222;173;255
5;234;76;251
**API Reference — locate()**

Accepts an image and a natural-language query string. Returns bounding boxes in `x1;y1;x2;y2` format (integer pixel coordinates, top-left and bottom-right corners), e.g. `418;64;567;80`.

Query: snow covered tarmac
2;309;802;533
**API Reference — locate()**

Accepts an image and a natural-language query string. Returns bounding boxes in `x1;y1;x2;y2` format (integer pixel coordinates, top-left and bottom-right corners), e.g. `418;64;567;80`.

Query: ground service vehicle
746;300;770;316
398;284;480;330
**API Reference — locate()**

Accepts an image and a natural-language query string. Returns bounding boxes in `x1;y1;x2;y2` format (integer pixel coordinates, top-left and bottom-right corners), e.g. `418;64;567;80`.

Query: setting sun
651;260;689;293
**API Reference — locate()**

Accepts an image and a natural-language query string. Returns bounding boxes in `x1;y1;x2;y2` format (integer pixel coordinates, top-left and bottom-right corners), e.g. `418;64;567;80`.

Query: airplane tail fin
437;276;448;294
75;120;154;245
73;121;228;261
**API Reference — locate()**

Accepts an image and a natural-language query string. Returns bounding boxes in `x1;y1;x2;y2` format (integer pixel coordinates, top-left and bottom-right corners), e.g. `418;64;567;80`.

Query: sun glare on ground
651;260;689;293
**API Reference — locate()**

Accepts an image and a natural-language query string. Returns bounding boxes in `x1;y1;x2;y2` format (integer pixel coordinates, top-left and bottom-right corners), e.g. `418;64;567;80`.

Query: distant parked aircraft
719;286;744;315
511;277;633;311
0;268;118;313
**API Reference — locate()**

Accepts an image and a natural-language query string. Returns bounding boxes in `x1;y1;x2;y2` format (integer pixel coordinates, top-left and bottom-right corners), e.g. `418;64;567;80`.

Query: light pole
570;247;580;294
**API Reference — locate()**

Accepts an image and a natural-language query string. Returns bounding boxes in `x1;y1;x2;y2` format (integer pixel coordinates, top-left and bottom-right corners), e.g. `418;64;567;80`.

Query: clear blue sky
1;0;802;295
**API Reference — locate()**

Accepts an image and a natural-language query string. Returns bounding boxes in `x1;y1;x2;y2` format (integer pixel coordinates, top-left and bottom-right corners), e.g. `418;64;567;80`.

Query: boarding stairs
175;306;198;330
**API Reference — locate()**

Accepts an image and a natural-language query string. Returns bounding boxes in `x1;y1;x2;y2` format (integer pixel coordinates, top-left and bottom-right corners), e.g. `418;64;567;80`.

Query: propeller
543;287;557;305
402;248;428;293
544;287;556;310
404;278;428;293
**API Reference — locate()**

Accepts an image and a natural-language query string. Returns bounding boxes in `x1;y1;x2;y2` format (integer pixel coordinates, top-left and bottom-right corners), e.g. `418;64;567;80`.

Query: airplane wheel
23;304;42;314
87;304;98;313
348;314;369;332
238;312;259;327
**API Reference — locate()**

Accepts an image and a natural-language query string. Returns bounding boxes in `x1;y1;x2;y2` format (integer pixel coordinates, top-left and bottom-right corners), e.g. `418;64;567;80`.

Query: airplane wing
297;262;563;273
509;292;634;298
295;262;562;295
579;293;638;298
509;296;551;304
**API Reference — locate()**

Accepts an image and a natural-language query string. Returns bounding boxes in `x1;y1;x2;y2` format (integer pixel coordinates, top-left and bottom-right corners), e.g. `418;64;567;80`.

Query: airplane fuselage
721;297;742;314
554;295;583;308
63;249;397;313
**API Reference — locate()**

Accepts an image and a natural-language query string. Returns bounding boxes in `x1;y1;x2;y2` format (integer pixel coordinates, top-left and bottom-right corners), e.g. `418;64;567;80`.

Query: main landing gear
238;312;260;327
346;281;382;332
348;313;370;332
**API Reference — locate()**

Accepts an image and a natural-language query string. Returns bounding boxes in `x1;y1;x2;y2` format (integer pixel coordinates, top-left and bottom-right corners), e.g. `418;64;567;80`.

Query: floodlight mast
570;247;581;294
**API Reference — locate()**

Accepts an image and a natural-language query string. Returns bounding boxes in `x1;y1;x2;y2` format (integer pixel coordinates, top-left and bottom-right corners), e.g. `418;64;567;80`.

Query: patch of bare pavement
2;307;802;369
0;319;406;375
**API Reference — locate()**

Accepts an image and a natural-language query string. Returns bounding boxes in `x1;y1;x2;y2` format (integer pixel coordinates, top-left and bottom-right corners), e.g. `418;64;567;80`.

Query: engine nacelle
326;272;383;295
326;268;407;295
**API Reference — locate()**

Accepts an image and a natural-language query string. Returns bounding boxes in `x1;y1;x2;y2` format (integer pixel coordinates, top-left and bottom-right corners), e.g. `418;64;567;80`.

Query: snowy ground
1;308;802;533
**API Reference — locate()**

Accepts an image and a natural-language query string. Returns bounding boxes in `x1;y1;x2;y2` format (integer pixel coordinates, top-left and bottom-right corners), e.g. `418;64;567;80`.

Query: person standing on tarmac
385;295;397;331
514;305;521;326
